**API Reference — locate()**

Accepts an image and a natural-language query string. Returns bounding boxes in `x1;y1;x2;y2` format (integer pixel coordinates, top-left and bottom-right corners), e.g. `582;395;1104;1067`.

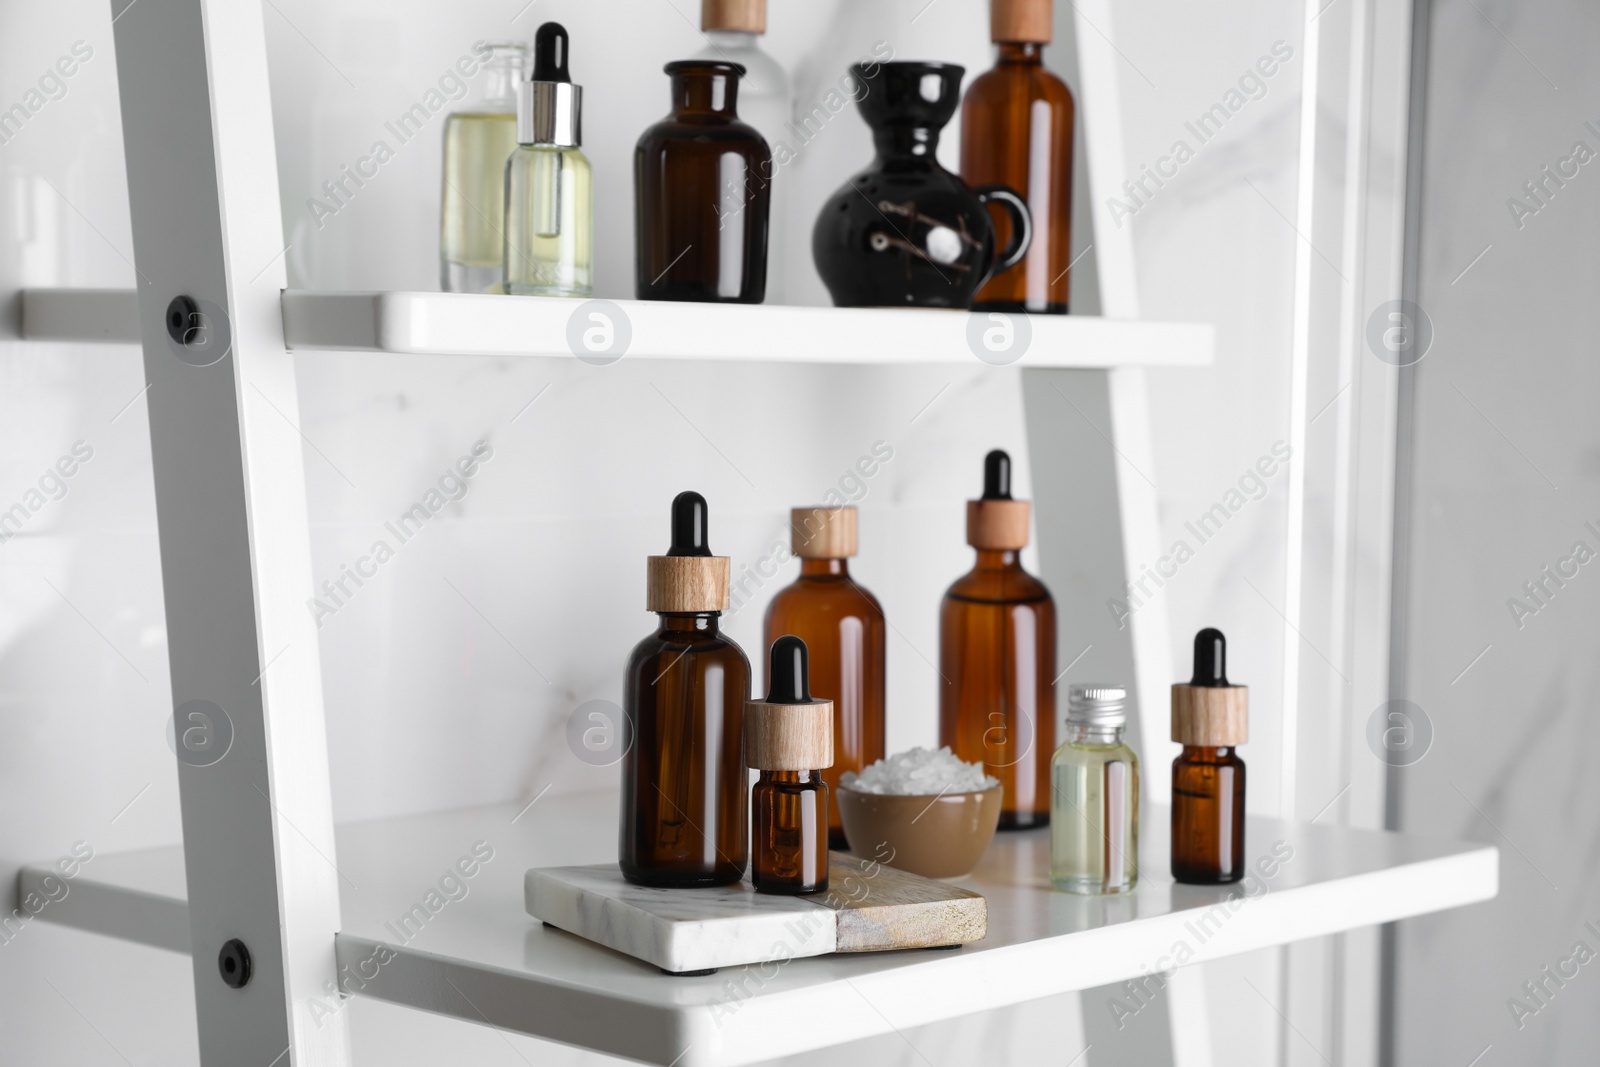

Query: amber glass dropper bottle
958;0;1076;313
939;450;1057;829
1171;628;1248;884
763;506;885;848
747;635;832;895
619;491;751;887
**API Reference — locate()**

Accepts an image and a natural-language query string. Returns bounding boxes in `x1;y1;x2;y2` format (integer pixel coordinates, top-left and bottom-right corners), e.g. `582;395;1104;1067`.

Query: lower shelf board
18;790;1497;1067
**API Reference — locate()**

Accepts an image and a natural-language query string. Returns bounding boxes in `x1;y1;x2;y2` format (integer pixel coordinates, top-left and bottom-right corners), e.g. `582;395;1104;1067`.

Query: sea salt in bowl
837;747;1002;879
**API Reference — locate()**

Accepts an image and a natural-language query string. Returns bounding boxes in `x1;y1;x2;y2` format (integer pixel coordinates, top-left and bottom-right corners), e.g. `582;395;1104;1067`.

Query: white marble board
525;851;988;973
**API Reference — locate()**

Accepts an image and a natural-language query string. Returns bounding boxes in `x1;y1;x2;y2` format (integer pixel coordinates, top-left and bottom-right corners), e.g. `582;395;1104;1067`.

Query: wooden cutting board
525;851;987;974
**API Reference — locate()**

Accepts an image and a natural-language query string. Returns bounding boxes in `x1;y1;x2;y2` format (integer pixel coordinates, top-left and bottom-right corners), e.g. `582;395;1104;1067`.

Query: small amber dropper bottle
939;450;1057;829
1171;628;1248;884
619;492;751;888
747;636;832;895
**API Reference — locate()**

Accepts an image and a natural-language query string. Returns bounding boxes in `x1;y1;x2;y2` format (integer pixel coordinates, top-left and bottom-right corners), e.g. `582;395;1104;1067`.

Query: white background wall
1391;0;1600;1061
0;0;1322;1063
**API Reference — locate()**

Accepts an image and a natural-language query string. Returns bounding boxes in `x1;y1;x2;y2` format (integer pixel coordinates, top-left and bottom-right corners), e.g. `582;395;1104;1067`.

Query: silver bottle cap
1067;683;1128;727
518;80;581;147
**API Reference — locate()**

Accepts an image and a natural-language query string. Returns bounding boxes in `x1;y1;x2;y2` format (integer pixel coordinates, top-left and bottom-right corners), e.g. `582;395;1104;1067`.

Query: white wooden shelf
18;288;1213;367
22;790;1494;1067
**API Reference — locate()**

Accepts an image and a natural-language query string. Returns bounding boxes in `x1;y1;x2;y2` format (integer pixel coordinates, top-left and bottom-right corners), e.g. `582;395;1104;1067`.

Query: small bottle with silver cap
504;22;592;297
747;635;832;895
1049;683;1140;895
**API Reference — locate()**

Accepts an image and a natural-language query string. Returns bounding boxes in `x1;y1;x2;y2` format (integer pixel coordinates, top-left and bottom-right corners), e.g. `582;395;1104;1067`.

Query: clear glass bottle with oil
440;41;526;293
504;23;593;297
1050;684;1139;894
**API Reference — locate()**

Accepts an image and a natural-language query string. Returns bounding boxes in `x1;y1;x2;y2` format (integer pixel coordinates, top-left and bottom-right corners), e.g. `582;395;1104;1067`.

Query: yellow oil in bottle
440;110;519;293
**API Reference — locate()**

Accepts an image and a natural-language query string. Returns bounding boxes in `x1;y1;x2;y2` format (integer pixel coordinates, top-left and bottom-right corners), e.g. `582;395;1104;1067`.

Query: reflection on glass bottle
939;450;1056;829
620;492;750;887
1051;685;1139;894
635;60;771;303
441;42;526;293
959;0;1075;313
504;23;592;297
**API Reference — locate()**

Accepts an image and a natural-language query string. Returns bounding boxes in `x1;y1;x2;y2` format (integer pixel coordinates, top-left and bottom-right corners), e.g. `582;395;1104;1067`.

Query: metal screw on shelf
218;938;252;989
166;295;201;347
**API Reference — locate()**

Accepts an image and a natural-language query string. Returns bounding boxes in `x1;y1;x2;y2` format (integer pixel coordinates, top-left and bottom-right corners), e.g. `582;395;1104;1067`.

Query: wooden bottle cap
966;499;1031;550
790;506;857;559
745;700;834;770
646;556;730;613
702;0;765;33
1171;684;1249;746
991;0;1052;43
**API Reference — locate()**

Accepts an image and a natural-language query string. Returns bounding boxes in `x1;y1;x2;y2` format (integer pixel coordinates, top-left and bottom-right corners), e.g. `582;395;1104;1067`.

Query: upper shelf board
20;790;1494;1067
18;288;1213;368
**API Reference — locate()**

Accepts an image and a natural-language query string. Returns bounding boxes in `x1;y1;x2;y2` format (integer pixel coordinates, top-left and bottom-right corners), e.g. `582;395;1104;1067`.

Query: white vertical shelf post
1027;2;1209;1065
110;0;349;1063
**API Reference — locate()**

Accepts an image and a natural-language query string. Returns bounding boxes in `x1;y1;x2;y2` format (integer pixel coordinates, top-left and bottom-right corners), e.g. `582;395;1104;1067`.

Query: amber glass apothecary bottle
1171;628;1248;884
635;60;771;302
748;636;832;895
959;0;1076;313
620;492;751;887
764;506;885;848
939;450;1056;829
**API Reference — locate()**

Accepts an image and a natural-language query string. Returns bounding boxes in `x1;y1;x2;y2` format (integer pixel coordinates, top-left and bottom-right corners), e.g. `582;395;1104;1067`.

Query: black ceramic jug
813;61;1031;309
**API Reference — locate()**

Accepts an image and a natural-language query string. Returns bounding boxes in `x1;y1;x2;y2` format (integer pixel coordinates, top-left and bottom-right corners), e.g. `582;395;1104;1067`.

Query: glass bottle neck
703;29;762;52
759;769;819;785
476;49;526;105
671;68;742;117
1180;745;1235;761
1066;722;1125;745
995;42;1045;65
656;612;721;635
799;558;849;578
974;548;1023;570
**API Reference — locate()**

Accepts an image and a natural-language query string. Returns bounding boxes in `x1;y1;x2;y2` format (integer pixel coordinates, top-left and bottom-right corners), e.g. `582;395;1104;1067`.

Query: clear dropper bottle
504;22;593;297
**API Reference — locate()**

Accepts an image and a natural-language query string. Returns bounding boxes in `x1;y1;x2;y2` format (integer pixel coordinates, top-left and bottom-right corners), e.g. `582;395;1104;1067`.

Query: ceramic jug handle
974;185;1032;280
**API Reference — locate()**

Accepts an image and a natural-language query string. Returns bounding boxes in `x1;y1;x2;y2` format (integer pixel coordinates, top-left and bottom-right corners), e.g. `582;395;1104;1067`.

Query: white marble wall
0;0;1309;1064
1392;0;1600;1063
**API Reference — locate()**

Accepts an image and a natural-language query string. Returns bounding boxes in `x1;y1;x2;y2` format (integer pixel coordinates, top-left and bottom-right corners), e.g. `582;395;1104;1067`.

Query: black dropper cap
1190;628;1228;686
982;449;1012;500
533;22;571;83
667;491;711;557
765;635;815;704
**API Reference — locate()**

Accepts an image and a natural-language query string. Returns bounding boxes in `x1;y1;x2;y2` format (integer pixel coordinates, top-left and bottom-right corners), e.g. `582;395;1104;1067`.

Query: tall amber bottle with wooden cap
747;635;832;894
939;450;1056;829
620;491;751;887
763;506;885;848
959;0;1076;313
1171;628;1247;884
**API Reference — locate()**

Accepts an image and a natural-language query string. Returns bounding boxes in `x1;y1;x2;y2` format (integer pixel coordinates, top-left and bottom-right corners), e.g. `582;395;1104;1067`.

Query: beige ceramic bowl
836;783;1003;879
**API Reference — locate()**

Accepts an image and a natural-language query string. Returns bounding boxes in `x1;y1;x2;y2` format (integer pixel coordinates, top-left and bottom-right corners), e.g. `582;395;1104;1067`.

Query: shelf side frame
109;0;349;1063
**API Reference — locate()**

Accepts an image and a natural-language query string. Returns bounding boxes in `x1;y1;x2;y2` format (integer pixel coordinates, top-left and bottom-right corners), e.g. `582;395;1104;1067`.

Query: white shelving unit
21;287;1213;366
9;1;1483;1065
23;791;1496;1067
